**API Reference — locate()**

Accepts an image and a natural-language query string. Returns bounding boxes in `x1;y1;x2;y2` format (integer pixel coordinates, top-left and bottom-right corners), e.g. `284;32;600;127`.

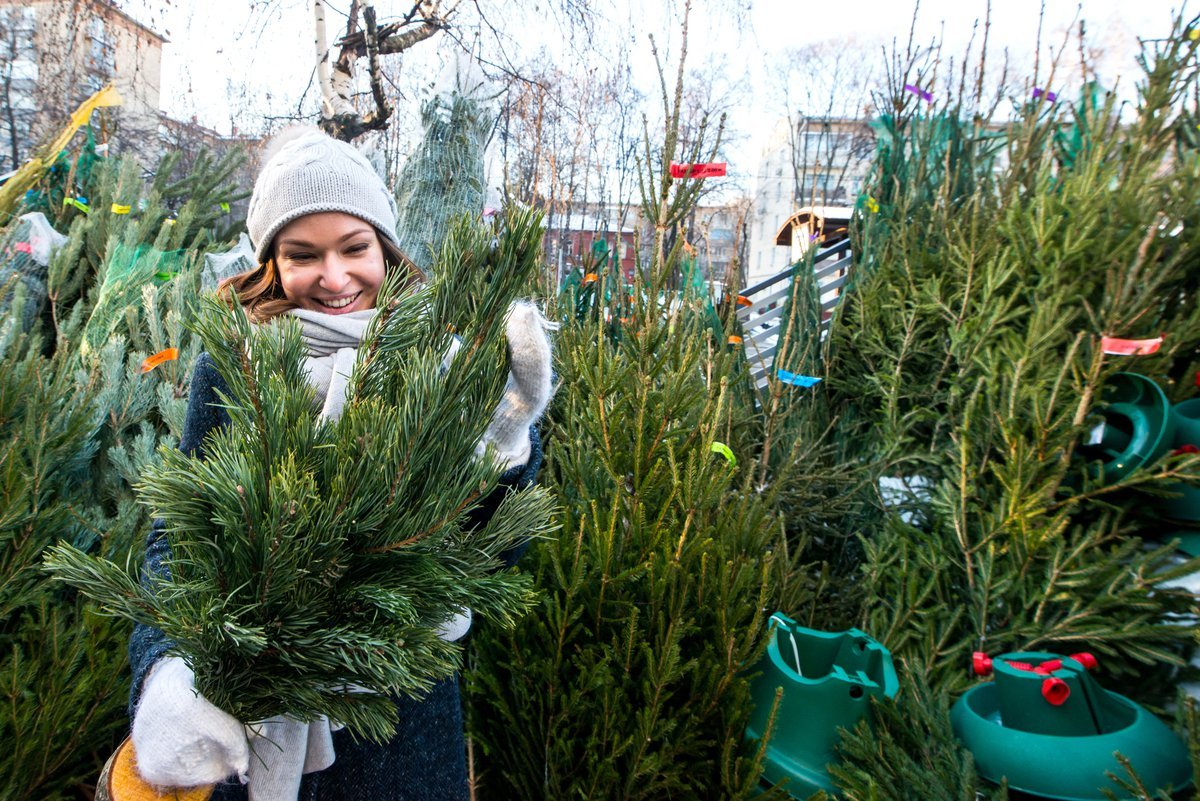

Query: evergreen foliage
0;129;245;800
46;208;555;743
809;14;1200;798
466;12;812;797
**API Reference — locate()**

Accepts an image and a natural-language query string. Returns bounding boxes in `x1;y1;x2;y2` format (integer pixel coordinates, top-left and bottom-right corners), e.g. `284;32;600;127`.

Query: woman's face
274;211;387;314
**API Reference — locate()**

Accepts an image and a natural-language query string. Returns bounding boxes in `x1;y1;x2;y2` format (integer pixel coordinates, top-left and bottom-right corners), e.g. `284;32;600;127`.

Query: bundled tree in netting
0;110;248;800
46;207;555;742
812;12;1200;796
393;61;494;275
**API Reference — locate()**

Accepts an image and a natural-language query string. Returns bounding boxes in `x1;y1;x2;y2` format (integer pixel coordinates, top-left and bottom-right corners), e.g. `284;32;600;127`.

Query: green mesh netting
394;90;493;274
81;242;196;357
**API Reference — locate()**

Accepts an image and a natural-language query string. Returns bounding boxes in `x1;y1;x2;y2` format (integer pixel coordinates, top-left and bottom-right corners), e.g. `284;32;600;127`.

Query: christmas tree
813;15;1200;798
0;115;247;800
465;13;825;797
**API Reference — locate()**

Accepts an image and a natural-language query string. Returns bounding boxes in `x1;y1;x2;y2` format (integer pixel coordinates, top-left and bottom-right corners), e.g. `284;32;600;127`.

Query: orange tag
736;295;752;307
727;335;743;345
140;347;179;374
583;273;599;284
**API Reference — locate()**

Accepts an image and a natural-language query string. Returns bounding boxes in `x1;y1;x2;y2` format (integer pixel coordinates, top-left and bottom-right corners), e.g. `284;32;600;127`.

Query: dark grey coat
128;353;540;801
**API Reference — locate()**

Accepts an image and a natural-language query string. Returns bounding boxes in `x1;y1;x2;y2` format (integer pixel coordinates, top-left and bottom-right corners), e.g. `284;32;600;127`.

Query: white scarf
286;308;377;421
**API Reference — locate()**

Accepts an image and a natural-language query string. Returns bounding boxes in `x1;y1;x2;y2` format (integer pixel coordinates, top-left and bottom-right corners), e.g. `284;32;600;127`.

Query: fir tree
811;14;1200;797
465;7;813;797
393;83;493;275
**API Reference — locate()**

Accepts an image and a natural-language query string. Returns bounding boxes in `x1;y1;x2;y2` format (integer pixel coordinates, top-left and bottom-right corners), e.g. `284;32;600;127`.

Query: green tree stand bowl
1082;372;1174;484
746;615;898;799
950;652;1191;800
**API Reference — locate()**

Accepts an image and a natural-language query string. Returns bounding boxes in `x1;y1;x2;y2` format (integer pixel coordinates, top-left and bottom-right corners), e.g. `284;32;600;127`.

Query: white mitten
475;301;555;471
435;608;473;641
131;657;250;787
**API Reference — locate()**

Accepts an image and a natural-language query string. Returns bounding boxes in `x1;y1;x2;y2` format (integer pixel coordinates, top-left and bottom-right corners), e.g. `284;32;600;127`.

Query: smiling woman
274;212;388;314
112;125;555;801
217;125;422;323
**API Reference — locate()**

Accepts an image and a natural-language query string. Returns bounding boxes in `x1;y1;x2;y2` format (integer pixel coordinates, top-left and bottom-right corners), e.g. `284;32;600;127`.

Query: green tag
710;442;735;467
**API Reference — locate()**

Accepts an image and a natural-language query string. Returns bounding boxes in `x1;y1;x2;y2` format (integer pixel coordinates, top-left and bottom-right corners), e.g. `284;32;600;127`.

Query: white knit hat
246;126;403;265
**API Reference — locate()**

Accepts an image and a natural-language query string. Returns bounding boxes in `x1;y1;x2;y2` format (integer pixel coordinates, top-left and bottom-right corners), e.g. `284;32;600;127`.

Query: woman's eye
347;243;370;255
285;253;314;263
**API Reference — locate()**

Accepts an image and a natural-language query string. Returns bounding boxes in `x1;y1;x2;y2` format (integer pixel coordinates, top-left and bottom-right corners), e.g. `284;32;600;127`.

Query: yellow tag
1190;29;1199;40
866;196;880;213
69;84;123;127
164;218;176;226
710;442;736;467
140;348;179;374
63;197;90;213
111;203;131;214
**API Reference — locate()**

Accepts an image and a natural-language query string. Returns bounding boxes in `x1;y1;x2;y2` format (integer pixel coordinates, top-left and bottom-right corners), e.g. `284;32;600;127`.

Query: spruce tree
393;83;493;275
0;123;247;800
810;14;1200;797
465;10;814;797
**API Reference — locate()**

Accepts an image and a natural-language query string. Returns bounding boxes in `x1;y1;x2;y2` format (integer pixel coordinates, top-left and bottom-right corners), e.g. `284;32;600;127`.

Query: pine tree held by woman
45;207;556;743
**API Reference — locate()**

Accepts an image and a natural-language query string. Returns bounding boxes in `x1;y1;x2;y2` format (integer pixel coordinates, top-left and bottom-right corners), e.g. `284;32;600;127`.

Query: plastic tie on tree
110;202;131;214
777;370;821;388
903;84;934;103
710;442;735;467
140;348;179;374
669;162;727;179
1101;335;1163;355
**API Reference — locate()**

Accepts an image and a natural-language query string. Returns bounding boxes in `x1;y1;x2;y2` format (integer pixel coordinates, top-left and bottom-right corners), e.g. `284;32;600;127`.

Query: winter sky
120;0;1189;186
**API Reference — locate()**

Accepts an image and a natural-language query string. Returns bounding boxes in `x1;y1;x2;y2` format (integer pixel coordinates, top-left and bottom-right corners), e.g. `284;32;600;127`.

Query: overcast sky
119;0;1189;197
127;0;1187;124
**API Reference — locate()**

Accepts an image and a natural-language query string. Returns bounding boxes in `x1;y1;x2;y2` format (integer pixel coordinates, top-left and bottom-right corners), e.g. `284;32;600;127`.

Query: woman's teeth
320;293;359;309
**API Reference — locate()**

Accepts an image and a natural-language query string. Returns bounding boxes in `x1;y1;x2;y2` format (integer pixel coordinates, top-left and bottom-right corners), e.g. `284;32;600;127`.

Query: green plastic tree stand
746;614;898;799
1081;372;1174;483
1161;398;1200;522
951;651;1192;800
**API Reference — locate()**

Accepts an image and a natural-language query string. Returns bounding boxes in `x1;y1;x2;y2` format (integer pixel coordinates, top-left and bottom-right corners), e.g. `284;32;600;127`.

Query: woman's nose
318;255;351;291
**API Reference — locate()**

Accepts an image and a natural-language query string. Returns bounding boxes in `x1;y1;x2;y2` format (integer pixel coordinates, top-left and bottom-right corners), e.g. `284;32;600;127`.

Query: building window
88;17;115;72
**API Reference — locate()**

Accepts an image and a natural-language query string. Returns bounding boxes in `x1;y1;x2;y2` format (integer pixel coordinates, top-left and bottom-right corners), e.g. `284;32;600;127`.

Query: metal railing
736;240;852;391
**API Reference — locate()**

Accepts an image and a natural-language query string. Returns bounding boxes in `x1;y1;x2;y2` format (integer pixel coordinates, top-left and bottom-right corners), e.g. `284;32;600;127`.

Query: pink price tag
13;242;32;254
1101;336;1163;356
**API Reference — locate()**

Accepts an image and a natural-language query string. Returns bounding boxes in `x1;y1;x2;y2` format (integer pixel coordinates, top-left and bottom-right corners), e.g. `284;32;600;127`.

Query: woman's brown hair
216;231;421;323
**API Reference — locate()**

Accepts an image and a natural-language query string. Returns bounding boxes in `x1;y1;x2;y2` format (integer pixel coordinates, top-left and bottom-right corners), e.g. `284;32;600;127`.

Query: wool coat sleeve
127;353;232;717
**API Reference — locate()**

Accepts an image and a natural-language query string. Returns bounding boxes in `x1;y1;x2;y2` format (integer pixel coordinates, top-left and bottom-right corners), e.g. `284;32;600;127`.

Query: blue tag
777;370;822;388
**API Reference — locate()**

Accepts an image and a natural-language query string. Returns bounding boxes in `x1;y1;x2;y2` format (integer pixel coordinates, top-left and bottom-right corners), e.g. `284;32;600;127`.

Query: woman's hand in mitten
131;657;250;787
475;301;555;471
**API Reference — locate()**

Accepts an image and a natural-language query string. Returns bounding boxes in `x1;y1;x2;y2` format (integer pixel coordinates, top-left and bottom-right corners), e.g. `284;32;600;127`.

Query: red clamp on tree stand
951;650;1191;799
1041;676;1070;706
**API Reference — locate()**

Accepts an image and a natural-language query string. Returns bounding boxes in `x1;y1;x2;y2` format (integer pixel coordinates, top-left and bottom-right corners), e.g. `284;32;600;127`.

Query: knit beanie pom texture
247;126;401;264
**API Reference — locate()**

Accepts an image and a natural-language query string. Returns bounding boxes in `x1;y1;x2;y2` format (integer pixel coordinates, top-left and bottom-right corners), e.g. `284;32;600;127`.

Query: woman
126;128;552;801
